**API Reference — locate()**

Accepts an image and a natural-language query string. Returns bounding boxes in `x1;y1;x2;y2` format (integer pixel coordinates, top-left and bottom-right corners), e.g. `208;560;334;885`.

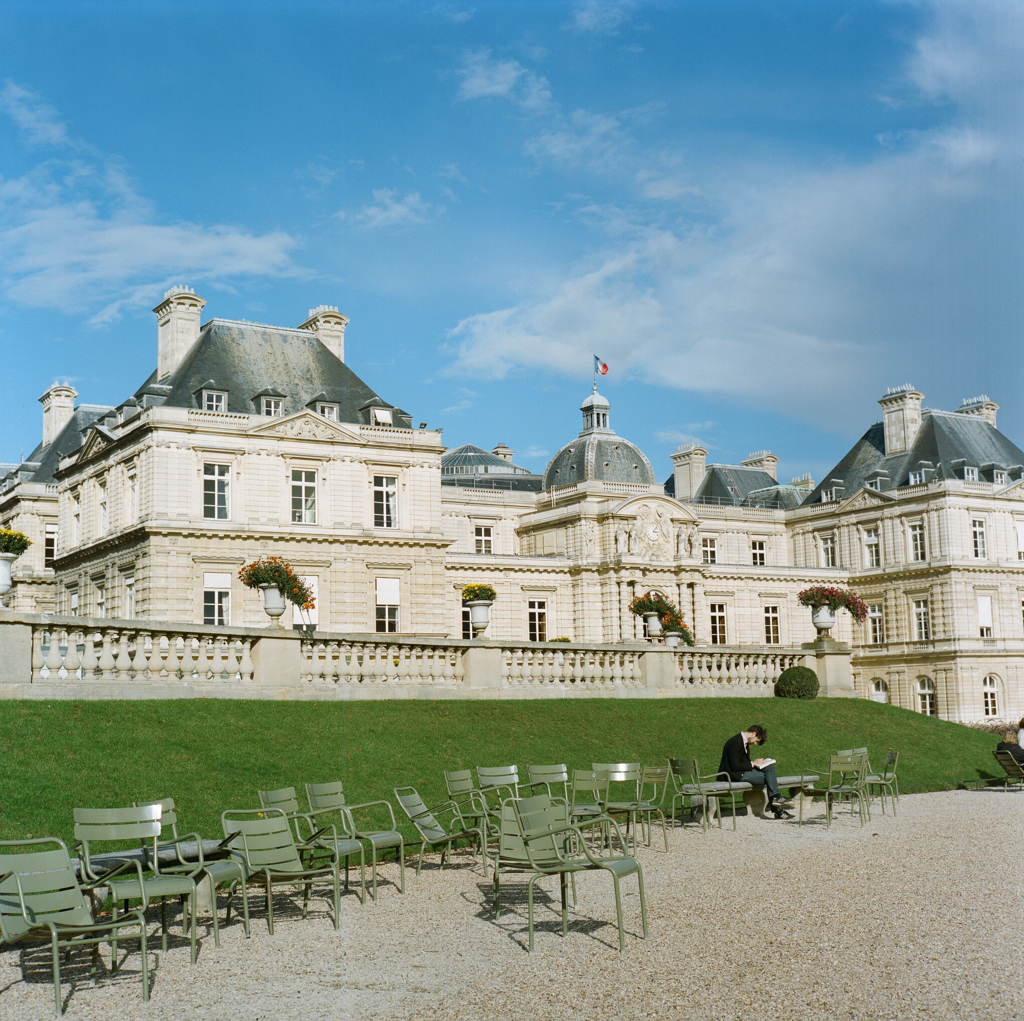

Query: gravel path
1;790;1021;1020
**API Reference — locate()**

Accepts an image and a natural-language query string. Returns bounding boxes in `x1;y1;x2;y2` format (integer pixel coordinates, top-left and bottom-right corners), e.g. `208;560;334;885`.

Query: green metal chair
393;787;486;877
864;750;900;815
304;781;405;900
666;758;706;828
476;765;522;810
443;769;496;838
511;793;648;952
74;805;199;964
527;764;572;799
671;758;753;832
992;749;1024;790
220;808;343;934
258;787;367;905
0;837;149;1016
803;755;871;828
569;769;610;828
592;762;643;851
134;797;243;947
635;766;670;851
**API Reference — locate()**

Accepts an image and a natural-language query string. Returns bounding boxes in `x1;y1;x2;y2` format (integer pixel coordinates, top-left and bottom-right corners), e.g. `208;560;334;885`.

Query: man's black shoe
772;808;794;820
770;796;795;809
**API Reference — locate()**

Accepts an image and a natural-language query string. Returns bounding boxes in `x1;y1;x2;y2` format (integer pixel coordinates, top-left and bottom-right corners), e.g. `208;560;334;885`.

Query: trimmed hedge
775;665;820;699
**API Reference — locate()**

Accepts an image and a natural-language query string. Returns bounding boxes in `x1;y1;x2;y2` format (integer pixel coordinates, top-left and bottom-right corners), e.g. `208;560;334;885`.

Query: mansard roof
804;409;1024;504
663;462;805;510
442;444;533;475
1;405;112;489
135;318;413;428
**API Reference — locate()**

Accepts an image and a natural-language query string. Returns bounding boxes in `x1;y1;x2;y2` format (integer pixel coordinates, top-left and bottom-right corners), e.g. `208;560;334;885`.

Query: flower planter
643;612;662;638
259;583;287;625
664;633;681;648
0;553;16;598
467;599;492;637
811;605;836;636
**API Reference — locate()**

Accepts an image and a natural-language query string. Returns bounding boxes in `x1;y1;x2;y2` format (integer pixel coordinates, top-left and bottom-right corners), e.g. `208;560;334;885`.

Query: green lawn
0;697;1004;845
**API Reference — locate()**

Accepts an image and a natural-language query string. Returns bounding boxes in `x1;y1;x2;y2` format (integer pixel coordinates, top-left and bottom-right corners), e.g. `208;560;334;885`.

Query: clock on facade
646;523;660;541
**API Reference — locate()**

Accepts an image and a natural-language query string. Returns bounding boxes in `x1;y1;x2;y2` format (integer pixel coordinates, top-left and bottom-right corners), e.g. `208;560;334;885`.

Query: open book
754;758;777;768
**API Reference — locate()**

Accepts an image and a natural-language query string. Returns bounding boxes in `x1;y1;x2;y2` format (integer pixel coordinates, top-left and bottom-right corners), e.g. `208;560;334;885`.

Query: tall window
126;465;137;523
97;480;107;536
709;603;727;645
820;534;836;568
71;491;80;544
373;475;397;528
864;527;880;568
291;470;316;524
203;390;226;412
68;589;79;615
701;538;717;565
971;519;986;558
871;679;889;704
262;397;283;416
763;605;780;644
44;524;57;569
913;599;930;641
982;675;999;718
868;604;884;645
909;522;926;562
317;403;338;421
461;607;471;639
475;525;492;554
94;583;105;618
375;577;399;633
123;575;135;620
204;463;230;520
203;572;231;626
977;595;993;638
528;600;547;642
1016;522;1024;561
964;466;978;482
917;677;937;716
751;540;766;566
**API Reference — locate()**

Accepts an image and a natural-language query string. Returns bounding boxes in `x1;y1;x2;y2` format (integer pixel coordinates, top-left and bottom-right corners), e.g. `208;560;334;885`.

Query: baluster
237;639;254;683
131;631;150;679
323;641;339;683
181;636;199;679
440;647;454;685
752;656;766;686
150;634;168;678
212;637;228;680
695;654;710;685
95;630;115;680
523;649;537;685
561;650;575;684
164;635;182;680
452;648;466;684
538;649;552;685
31;628;46;681
608;651;623;685
44;630;64;679
113;632;133;680
62;630;81;679
80;632;98;680
341;643;357;684
400;646;414;684
307;641;321;683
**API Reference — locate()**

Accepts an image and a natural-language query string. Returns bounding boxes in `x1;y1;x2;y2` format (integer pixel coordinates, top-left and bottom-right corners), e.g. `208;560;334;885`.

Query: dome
543;388;655;490
441;443;532;476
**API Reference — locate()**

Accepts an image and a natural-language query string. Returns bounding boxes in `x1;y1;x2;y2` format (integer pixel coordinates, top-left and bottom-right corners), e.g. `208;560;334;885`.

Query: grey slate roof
664;463;804;509
804;409;1024;505
442;475;543;493
1;405;112;490
441;444;533;476
135;319;413;428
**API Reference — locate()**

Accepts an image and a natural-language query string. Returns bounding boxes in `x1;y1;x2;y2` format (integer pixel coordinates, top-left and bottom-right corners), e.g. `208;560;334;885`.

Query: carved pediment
839;487;896;512
248;410;358;441
996;478;1024;500
77;425;116;462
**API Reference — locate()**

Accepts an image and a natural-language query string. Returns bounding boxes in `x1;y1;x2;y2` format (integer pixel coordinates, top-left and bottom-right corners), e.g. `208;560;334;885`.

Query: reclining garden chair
443;769;496;839
393;787;486;877
221;808;343;934
511;792;648;952
258;787;367;905
304;781;405;900
992;749;1024;790
74;805;199;964
134;797;243;947
0;837;149;1016
476;765;522;809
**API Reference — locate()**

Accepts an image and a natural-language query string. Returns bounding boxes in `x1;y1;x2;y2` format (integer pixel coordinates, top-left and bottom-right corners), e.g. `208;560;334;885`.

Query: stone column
801;638;857;698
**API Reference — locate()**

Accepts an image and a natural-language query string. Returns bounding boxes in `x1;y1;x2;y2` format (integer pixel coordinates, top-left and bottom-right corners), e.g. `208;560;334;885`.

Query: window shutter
375;577;400;605
977;595;992;628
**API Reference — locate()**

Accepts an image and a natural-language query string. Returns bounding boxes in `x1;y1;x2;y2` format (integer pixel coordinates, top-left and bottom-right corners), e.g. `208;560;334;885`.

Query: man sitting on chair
718;724;793;820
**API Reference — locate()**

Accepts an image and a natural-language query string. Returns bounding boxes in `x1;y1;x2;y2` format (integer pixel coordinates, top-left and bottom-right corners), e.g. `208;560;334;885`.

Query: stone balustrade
0;611;853;701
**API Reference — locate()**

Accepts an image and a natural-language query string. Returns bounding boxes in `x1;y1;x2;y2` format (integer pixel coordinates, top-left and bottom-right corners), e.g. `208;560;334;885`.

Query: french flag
594;355;609;376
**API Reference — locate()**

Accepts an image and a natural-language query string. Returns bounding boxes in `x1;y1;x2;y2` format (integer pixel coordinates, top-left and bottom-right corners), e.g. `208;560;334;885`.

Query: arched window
917;676;937;716
871;678;889;704
982;675;999;718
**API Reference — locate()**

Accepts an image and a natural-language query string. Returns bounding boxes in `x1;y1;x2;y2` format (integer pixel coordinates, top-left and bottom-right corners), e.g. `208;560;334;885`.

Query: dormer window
317;403;339;421
262;397;283;417
866;479;881;491
371;407;393;425
203;390;227;412
964;466;978;482
995;470;1007;485
908;471;924;486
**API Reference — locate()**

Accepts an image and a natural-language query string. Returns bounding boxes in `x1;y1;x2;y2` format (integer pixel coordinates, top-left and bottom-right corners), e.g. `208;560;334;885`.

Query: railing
4;612;815;701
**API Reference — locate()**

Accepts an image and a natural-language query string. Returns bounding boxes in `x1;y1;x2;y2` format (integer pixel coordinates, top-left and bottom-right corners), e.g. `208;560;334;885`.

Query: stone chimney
955;395;998;429
670;443;708;502
789;473;816;491
154;286;206;381
39;382;78;448
878;385;924;455
492;443;515;462
299;306;349;363
742;449;779;480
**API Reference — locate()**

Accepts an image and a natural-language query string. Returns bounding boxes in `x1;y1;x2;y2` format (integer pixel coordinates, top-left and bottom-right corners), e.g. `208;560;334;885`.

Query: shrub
775;665;820;700
461;583;497;603
0;529;32;557
549;636;572;642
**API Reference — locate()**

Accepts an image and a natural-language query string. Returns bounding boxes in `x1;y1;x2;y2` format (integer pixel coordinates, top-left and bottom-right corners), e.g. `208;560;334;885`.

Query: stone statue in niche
581;520;597;558
615;525;628;554
686;523;698;557
628;522;642;554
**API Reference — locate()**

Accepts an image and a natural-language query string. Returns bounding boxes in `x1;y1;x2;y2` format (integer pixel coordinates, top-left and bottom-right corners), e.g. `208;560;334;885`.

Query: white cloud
0;84;301;323
355;189;436;228
444;4;1024;430
568;0;637;35
523;446;549;459
432;3;474;23
457;50;551;111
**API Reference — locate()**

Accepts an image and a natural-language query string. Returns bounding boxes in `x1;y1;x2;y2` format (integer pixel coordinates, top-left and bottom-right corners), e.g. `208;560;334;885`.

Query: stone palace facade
3;288;1023;723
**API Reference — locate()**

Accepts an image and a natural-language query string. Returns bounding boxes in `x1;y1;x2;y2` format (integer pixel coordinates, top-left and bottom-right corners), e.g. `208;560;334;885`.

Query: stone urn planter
643;612;662;638
664;633;681;648
259;583;287;625
811;605;836;637
467;600;492;637
0;553;17;598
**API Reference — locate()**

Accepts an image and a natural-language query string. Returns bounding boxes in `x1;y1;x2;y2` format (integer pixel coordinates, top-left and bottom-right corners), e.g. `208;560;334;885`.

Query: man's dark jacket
719;733;753;781
996;741;1024;765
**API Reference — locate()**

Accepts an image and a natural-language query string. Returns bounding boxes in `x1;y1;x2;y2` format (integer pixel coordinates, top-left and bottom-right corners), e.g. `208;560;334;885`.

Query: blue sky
1;0;1021;486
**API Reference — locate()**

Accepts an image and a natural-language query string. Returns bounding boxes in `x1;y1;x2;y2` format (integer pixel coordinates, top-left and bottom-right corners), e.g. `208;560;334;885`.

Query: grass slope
0;698;1003;845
